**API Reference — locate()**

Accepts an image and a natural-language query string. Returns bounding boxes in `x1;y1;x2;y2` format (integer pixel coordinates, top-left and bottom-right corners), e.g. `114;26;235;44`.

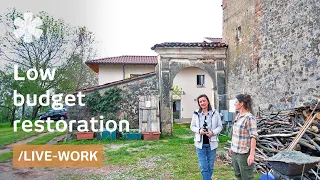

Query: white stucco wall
98;64;213;120
124;65;156;78
173;67;214;119
98;64;156;85
99;64;123;85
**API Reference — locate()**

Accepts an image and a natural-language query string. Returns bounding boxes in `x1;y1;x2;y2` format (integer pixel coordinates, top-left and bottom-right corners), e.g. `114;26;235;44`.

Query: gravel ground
0;161;128;180
0;155;171;180
0;150;232;180
0;143;165;180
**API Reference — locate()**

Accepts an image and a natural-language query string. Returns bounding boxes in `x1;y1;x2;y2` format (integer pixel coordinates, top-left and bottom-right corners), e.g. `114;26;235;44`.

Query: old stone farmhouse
78;41;227;135
71;0;319;135
223;0;320;111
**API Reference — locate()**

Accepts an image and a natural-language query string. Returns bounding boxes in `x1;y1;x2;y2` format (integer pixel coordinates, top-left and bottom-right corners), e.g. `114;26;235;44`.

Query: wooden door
139;96;160;132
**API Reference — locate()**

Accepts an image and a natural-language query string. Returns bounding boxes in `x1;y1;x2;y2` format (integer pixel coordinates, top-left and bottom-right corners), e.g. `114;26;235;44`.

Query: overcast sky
0;0;222;61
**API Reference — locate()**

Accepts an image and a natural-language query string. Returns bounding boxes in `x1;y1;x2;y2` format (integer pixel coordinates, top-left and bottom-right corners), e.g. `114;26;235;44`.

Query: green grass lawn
62;123;263;180
0;121;66;163
0;121;47;148
0;120;67;148
0;122;261;179
0;152;13;163
0;131;66;163
27;131;66;145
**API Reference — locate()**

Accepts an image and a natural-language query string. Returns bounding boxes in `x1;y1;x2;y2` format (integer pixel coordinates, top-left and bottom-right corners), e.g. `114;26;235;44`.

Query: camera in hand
203;116;208;132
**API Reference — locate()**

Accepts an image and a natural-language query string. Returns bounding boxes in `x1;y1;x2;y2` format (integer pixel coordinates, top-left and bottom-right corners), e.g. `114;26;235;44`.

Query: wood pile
255;100;320;175
224;98;320;178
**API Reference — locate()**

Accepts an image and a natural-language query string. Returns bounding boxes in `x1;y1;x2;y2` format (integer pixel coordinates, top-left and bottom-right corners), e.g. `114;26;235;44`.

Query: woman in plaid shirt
228;94;258;180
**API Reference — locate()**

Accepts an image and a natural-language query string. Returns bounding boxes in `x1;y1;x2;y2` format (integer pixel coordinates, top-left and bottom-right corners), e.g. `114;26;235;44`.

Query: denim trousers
196;144;216;180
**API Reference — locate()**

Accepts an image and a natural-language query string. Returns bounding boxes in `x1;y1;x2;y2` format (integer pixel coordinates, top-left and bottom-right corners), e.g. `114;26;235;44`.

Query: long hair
236;94;253;112
197;94;212;113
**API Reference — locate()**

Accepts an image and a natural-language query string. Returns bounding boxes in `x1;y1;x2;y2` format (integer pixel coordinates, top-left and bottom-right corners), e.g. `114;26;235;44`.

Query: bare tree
0;9;98;119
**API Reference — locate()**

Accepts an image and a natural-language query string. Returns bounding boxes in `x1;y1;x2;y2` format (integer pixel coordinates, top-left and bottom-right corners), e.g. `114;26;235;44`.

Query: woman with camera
190;94;223;180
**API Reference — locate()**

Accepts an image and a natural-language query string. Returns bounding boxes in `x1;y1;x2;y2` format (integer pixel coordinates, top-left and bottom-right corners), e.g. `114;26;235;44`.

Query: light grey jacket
190;109;223;150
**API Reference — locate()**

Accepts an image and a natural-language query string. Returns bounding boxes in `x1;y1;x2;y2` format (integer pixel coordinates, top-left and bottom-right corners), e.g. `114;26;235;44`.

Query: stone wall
68;73;158;131
223;0;320;113
159;58;218;135
154;46;227;134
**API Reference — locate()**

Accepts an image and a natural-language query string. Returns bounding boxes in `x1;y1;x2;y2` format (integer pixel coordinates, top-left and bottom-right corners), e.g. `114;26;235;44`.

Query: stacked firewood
254;101;320;173
223;98;320;177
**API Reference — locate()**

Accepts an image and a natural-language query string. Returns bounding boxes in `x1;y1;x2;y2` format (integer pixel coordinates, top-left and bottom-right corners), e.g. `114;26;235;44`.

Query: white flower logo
13;12;43;43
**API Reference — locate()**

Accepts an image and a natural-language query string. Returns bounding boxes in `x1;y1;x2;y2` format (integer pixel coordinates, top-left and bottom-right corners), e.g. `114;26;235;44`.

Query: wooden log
277;116;290;121
310;169;320;180
255;148;268;158
287;113;318;150
304;134;320;151
303;110;311;118
310;125;319;133
259;132;298;138
293;143;301;151
257;144;279;153
291;119;296;128
255;155;266;161
258;139;282;145
296;121;320;138
256;165;267;174
297;139;317;150
268;143;278;151
275;137;284;147
306;130;320;139
268;128;295;132
263;138;275;141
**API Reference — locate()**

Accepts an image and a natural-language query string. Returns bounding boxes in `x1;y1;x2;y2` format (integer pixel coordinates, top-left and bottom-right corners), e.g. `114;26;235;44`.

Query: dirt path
0;142;134;180
0;133;92;180
0;142;128;180
0;158;229;180
0;140;230;180
0;162;126;180
0;132;53;155
46;134;66;145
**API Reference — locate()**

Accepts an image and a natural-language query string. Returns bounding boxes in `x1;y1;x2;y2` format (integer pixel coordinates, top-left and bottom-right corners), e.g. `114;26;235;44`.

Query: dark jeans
196;144;216;180
231;151;254;180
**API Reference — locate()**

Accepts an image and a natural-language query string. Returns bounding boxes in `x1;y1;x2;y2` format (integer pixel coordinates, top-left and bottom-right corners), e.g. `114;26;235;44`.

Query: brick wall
68;73;158;131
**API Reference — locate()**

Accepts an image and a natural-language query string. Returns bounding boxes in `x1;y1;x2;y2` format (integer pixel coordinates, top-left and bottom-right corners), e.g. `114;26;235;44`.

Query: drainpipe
224;47;228;111
123;64;125;79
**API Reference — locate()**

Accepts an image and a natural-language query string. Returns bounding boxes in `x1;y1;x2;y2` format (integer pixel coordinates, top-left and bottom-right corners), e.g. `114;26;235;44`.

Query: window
236;26;242;42
197;75;205;87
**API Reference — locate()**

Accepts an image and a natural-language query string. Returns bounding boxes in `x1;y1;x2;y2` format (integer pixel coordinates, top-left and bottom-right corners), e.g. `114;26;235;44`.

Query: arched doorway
152;42;228;135
172;67;214;123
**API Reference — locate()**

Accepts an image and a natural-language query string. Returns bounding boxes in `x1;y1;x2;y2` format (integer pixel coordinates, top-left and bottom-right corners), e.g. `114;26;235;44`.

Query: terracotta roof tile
75;71;156;93
151;42;227;50
85;55;157;65
204;37;223;43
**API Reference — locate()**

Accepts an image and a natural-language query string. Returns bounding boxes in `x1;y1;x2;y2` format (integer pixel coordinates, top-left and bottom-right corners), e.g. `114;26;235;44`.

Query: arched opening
152;44;227;135
172;67;214;123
